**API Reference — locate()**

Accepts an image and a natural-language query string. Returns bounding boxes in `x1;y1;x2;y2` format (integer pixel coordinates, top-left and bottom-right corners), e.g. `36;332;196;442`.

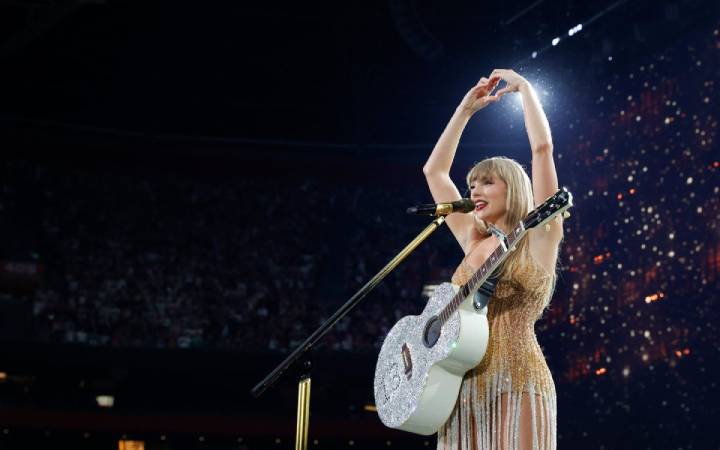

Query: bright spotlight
499;75;552;116
531;51;538;58
512;90;525;109
551;37;560;46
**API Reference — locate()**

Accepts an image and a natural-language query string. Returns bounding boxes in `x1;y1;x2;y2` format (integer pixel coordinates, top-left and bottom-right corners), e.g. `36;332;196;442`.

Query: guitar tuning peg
563;211;571;219
544;223;551;232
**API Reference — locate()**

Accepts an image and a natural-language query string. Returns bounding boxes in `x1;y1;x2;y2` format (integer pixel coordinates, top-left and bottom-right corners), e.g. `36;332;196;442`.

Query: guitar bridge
401;343;413;380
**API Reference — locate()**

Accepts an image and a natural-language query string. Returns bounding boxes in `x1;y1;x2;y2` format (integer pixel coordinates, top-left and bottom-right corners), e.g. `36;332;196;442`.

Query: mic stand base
295;375;311;450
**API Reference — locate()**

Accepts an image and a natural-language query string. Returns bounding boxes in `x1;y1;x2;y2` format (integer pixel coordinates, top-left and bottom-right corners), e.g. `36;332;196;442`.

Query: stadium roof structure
0;0;715;150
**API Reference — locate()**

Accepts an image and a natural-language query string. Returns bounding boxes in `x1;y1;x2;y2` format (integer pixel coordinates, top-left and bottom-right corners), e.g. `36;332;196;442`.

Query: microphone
406;198;475;216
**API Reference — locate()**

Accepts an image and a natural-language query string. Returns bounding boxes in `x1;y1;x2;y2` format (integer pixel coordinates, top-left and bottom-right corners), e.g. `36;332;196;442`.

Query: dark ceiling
0;0;715;149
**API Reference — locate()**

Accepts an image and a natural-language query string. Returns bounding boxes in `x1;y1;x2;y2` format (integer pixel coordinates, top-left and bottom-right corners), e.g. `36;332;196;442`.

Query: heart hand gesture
490;68;530;96
457;75;503;115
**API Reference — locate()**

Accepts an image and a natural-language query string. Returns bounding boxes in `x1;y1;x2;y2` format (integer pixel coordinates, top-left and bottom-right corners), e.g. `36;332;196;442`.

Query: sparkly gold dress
437;250;557;450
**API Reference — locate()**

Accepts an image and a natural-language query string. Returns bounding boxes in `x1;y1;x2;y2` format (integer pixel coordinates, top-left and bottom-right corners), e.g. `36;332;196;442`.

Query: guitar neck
438;223;527;324
436;187;573;325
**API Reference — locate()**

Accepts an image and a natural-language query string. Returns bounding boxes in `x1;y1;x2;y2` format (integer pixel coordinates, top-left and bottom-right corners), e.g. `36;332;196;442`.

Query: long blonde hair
466;157;536;281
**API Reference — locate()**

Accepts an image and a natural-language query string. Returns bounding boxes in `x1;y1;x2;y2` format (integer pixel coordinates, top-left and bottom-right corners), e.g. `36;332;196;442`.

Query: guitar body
373;282;489;435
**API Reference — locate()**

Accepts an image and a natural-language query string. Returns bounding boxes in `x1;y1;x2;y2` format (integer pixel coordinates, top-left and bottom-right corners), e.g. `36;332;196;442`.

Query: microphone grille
457;198;475;213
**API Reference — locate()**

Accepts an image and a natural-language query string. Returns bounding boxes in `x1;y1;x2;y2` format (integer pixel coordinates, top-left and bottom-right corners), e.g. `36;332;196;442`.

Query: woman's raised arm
423;76;502;252
491;68;562;271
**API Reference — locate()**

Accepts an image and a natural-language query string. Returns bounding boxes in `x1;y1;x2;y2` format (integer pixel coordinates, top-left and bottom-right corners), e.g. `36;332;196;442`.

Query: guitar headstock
523;188;574;230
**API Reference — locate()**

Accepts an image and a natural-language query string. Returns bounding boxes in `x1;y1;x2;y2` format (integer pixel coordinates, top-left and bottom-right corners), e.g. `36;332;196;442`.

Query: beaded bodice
450;253;556;396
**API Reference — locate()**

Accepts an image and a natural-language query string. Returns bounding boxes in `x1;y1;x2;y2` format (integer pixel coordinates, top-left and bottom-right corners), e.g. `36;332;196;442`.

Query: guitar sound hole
423;316;442;348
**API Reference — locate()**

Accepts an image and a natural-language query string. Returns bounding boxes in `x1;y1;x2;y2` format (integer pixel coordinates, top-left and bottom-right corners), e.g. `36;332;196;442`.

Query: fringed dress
437;253;557;450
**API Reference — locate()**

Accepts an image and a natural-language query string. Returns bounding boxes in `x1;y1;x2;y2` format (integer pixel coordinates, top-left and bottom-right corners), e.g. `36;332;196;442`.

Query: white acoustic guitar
373;188;573;435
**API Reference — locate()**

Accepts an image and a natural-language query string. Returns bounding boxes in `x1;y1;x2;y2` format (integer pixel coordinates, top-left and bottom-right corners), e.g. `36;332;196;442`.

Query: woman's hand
457;75;503;115
491;68;530;96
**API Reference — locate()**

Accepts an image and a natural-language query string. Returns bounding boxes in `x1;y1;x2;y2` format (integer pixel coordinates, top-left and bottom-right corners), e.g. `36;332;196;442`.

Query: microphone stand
251;215;448;450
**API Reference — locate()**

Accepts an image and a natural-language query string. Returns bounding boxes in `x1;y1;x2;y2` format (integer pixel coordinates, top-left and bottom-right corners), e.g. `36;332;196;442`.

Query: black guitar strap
472;271;499;311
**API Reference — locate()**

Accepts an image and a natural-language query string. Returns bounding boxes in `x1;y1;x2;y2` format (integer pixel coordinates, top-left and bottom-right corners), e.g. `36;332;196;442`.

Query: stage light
422;284;439;298
532;51;538;58
551;37;560;46
96;395;114;408
568;24;583;36
118;441;145;450
513;90;525;108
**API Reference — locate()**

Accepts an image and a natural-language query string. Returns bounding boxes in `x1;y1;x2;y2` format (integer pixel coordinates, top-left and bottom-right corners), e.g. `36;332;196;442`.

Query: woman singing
423;69;563;450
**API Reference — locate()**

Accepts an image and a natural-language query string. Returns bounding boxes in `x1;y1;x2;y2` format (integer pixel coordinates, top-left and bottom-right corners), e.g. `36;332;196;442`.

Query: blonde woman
424;69;563;450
